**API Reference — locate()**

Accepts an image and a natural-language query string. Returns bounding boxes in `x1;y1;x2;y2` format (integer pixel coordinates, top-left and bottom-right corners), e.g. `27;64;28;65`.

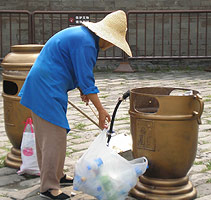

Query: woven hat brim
82;21;132;57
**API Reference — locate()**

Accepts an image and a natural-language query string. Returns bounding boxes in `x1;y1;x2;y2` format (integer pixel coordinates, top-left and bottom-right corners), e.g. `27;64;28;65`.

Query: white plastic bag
73;129;148;200
17;118;40;176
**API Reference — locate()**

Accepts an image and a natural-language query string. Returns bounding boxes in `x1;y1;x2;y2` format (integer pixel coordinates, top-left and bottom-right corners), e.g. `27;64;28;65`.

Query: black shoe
40;190;70;200
60;174;74;186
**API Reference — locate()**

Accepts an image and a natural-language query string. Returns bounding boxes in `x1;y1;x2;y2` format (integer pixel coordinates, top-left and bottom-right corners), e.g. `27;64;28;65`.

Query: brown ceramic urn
129;87;204;200
1;44;43;169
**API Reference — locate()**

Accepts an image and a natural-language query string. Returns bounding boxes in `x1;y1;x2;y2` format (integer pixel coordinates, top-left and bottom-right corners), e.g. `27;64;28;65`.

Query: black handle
107;90;130;145
122;90;130;100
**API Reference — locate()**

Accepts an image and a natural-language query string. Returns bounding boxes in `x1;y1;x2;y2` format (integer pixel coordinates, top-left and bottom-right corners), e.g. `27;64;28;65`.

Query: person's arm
87;93;110;130
72;40;110;129
78;88;110;129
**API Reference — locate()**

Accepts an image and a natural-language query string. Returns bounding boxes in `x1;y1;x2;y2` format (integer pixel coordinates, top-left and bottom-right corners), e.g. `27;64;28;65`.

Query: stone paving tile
0;174;25;187
0;70;210;199
196;194;211;200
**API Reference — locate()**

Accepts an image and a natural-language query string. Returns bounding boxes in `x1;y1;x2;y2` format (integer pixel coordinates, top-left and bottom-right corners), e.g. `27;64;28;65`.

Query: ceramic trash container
129;87;204;200
1;44;43;169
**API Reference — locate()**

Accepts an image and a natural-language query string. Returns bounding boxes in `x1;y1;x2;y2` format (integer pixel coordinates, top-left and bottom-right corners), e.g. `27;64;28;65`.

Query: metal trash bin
129;87;204;200
1;44;43;169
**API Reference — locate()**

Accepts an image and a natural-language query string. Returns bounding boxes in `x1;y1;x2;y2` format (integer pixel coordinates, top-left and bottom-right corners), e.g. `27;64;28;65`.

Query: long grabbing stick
88;103;99;120
88;103;110;125
68;100;100;128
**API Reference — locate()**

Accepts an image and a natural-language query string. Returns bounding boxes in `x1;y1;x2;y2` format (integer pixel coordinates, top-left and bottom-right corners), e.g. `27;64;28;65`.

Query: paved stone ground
0;70;210;200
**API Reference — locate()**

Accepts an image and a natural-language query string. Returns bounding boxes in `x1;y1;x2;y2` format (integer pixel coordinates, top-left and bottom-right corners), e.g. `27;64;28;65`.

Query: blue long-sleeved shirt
19;26;99;132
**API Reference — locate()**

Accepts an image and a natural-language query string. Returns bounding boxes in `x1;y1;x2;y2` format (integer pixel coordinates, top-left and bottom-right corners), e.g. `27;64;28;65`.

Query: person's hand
78;88;89;105
86;93;110;129
81;94;89;105
98;108;111;130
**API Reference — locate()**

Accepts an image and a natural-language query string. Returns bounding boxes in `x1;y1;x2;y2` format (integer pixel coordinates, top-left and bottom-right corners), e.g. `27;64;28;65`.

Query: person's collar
83;26;99;52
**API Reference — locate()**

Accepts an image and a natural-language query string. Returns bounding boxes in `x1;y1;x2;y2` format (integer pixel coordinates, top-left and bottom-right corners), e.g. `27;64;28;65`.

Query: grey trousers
31;112;66;193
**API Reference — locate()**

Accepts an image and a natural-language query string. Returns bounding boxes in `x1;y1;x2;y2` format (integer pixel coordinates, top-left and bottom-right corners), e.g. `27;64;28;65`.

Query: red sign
69;17;74;23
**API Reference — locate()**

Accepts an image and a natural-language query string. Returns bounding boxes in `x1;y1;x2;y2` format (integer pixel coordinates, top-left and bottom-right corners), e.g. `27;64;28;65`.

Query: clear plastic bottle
74;158;105;199
73;174;87;191
86;158;104;196
99;175;115;200
117;168;137;197
87;158;103;172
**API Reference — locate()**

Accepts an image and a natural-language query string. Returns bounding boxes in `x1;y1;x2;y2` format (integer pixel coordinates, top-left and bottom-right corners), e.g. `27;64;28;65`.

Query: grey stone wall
1;0;211;12
1;0;211;71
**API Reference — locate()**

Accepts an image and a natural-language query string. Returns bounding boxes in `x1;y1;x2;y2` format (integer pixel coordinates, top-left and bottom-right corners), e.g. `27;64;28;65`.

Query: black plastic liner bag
73;129;148;200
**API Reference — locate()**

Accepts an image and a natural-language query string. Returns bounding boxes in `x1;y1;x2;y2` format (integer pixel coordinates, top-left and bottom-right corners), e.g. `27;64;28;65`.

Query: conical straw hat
82;10;132;57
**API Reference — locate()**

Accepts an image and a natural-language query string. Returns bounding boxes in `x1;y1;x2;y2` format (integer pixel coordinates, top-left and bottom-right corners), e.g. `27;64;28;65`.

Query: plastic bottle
94;184;105;200
86;157;103;179
76;158;105;199
113;167;138;198
99;175;119;200
87;158;103;171
73;174;86;191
